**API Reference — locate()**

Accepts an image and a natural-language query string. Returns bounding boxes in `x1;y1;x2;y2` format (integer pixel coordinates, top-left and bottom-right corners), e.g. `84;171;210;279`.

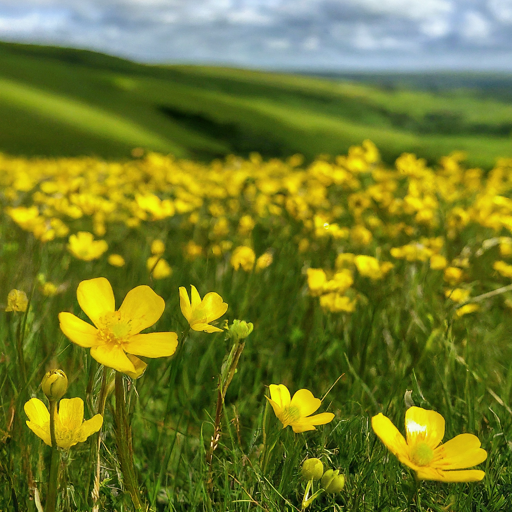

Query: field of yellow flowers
1;141;511;511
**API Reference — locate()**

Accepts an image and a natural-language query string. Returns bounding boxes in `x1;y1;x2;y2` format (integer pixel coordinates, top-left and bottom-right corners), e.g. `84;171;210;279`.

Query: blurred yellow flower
372;406;487;482
179;285;228;333
266;384;334;433
493;260;512;278
147;256;172;279
67;232;108;261
108;254;126;267
59;277;178;377
42;282;59;297
307;268;327;297
24;397;103;449
6;289;28;312
430;254;448;270
151;239;166;256
255;252;273;272
444;267;465;286
231;246;255;272
445;288;470;303
354;255;386;280
455;304;480;317
319;293;357;313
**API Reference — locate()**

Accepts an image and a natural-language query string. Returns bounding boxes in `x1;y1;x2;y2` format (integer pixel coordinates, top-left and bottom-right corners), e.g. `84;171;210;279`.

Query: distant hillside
1;41;511;167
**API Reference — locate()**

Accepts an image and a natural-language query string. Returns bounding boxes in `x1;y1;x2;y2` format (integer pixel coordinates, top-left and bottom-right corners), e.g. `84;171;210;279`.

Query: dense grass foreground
1;142;512;511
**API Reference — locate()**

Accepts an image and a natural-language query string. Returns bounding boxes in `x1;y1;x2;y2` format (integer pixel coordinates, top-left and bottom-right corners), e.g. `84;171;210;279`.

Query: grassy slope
1;41;512;166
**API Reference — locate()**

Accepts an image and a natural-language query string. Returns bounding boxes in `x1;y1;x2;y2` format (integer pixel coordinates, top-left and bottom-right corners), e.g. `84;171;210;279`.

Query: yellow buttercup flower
67;232;108;261
266;384;334;433
108;254;126;267
147;255;172;279
372;406;487;482
6;289;29;312
24;397;103;449
59;277;178;377
179;285;228;333
231;246;256;271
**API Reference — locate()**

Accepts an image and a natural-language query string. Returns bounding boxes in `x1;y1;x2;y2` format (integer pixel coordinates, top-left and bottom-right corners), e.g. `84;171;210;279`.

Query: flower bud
42;370;68;401
5;289;28;312
301;458;324;481
228;319;254;340
321;469;345;493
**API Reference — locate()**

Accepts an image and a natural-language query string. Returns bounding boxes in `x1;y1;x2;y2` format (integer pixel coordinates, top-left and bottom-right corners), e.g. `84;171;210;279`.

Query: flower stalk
114;372;144;511
46;399;60;512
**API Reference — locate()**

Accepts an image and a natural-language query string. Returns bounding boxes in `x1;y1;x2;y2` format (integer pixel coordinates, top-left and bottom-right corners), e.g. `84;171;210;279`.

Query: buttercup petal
291;412;335;433
118;285;165;334
77;277;115;328
269;384;291;409
75;414;103;443
265;397;283;420
190;285;202;308
58;398;84;431
27;421;52;446
201;292;228;320
124;332;178;358
24;398;50;426
59;312;99;347
179;286;192;321
191;322;224;333
291;389;321;417
290;420;317;433
433;434;488;470
416;467;485;482
372;413;409;461
405;407;445;449
90;344;135;374
125;354;148;379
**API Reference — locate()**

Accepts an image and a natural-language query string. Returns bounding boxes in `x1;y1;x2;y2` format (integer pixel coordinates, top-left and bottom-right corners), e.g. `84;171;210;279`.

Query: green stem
91;367;110;511
114;372;144;511
46;400;59;512
15;317;27;389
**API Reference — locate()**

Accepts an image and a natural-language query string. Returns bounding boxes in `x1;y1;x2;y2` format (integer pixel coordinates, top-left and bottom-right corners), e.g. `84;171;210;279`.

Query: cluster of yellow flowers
4;143;512;318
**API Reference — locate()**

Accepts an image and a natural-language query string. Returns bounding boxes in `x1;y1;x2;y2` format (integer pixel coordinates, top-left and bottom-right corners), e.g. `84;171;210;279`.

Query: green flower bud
321;469;345;494
301;458;324;481
42;370;68;401
228;320;254;340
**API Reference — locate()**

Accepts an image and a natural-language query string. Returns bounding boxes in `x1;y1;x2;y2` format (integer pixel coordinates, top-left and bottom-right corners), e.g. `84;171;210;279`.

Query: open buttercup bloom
25;397;103;450
266;384;334;433
179;285;228;333
59;277;178;378
372;406;487;482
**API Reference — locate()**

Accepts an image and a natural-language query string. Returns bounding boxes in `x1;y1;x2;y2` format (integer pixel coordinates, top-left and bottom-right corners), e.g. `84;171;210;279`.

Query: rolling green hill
1;41;512;167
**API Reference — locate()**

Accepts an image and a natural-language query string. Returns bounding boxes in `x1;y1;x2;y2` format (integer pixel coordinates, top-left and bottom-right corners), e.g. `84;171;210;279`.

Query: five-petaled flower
266;384;334;433
372;406;487;482
25;397;103;449
179;285;228;333
59;277;178;378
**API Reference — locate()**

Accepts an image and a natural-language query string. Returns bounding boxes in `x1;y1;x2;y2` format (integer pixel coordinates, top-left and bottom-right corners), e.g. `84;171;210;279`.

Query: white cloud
266;38;290;50
302;36;319;51
488;0;512;23
347;0;453;22
352;24;416;50
460;11;491;41
0;11;66;34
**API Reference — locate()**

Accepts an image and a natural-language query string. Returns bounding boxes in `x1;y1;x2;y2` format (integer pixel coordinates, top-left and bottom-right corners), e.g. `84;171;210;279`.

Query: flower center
97;311;131;345
410;441;434;466
280;405;301;426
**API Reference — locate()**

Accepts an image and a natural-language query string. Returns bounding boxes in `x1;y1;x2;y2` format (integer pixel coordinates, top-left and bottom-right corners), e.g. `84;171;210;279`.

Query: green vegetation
0;41;511;167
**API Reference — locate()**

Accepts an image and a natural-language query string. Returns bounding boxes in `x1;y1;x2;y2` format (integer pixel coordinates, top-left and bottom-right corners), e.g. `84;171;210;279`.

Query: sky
0;0;511;71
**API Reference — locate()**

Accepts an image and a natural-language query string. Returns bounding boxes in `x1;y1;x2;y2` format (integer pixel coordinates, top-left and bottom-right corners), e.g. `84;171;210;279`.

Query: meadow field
1;137;511;511
1;41;512;168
